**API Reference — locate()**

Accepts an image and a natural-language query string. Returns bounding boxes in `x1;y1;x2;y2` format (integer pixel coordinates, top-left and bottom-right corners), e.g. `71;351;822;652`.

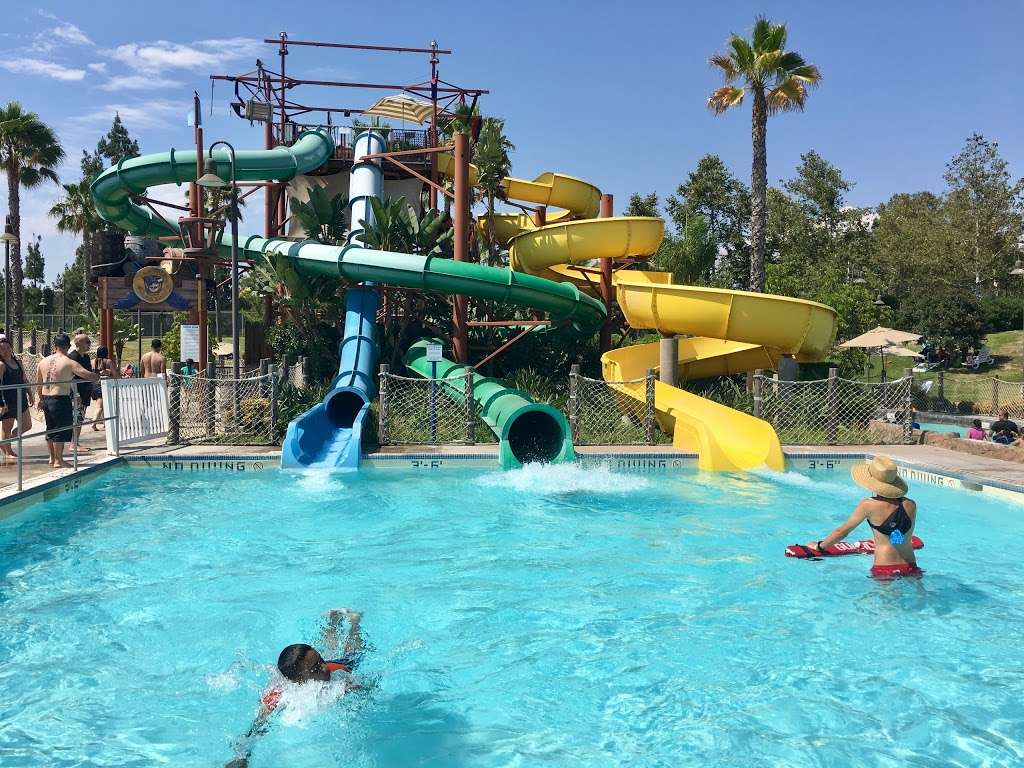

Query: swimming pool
918;421;965;435
1;462;1022;766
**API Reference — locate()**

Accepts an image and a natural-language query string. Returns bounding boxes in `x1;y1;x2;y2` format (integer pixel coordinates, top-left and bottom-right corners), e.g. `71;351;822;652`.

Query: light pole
1011;260;1024;379
874;294;888;381
197;142;240;380
55;288;65;332
0;216;17;333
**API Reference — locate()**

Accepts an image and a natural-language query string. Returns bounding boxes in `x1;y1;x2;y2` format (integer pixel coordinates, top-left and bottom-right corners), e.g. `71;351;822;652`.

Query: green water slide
90;129;603;465
404;339;575;468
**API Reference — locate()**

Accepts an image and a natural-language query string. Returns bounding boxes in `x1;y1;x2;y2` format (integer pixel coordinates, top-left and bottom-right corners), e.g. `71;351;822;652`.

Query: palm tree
474;118;515;265
707;17;821;292
0;102;65;323
49;179;101;315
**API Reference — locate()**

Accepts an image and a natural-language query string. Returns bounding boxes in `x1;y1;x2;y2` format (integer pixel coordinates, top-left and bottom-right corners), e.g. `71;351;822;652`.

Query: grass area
857;330;1024;384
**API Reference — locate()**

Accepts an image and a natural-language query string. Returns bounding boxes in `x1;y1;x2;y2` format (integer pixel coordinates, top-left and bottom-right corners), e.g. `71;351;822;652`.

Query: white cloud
100;74;182;91
105;37;262;74
67;100;183;130
31;12;93;52
0;58;85;81
87;62;107;73
51;23;93;46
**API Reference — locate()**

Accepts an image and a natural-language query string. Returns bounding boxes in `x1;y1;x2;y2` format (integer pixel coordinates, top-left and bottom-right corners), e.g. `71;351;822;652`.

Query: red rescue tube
785;536;924;558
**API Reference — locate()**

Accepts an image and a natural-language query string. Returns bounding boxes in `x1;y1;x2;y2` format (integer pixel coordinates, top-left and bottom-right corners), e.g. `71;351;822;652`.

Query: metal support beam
659;335;678;386
451;131;470;363
599;193;614;353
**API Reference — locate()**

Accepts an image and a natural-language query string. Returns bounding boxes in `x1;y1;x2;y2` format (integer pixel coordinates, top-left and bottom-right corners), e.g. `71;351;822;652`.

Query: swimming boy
224;609;364;767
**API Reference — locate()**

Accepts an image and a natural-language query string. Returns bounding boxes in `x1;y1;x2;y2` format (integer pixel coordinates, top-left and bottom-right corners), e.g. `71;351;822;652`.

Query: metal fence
754;373;913;445
166;371;277;445
912;372;1024;418
569;367;657;445
377;367;493;445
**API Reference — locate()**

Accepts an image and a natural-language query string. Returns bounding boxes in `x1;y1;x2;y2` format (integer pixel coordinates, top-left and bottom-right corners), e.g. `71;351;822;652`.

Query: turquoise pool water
919;421;965;435
1;463;1022;766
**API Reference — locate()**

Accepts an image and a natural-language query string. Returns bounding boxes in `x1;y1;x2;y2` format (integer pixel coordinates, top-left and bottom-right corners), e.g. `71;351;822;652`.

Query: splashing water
477;461;652;494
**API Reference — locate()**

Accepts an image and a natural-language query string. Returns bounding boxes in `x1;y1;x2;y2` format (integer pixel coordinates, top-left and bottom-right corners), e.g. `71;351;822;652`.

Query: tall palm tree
0;102;64;323
708;17;821;292
474;118;515;265
49;179;102;315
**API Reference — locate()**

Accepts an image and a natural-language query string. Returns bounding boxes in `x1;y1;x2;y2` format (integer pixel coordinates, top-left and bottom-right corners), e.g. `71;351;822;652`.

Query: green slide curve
90;129;604;465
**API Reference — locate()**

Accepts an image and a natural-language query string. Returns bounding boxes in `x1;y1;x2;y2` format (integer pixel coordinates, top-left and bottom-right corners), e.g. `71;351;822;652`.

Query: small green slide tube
404;339;575;469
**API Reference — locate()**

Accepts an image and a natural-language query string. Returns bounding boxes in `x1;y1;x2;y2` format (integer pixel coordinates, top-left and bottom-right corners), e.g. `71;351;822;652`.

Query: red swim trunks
871;563;923;579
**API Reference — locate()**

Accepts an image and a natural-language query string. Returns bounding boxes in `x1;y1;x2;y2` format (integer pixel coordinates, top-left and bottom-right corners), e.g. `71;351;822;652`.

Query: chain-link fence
912;373;1024;417
166;372;276;445
754;373;912;445
378;367;495;445
569;368;657;445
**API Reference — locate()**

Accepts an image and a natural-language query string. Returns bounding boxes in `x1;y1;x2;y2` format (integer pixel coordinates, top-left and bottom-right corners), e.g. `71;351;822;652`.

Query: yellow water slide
438;154;838;470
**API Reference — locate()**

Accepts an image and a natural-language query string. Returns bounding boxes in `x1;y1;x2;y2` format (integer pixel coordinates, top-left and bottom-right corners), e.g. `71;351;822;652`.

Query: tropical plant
245;250;340;336
358;196;454;257
82;308;139;362
442;102;480;138
407;207;453;256
49;179;103;314
289;186;347;244
0;102;65;323
656;213;717;285
707;17;821;293
474;118;515;264
358;196;412;252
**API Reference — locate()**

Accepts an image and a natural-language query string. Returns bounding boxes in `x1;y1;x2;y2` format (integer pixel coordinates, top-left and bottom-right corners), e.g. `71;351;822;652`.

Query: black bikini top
867;498;912;538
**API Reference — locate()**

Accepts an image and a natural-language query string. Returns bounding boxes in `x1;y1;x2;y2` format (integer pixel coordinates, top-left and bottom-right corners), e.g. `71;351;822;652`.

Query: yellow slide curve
438;154;838;471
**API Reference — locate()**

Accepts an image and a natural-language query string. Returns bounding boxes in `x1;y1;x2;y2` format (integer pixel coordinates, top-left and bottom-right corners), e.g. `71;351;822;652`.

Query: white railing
103;377;170;453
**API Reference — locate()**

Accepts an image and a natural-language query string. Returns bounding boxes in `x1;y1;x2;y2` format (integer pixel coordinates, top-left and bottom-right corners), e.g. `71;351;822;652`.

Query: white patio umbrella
839;326;922;380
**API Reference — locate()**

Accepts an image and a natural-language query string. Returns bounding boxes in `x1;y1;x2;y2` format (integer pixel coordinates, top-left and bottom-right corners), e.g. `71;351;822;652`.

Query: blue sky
2;0;1022;281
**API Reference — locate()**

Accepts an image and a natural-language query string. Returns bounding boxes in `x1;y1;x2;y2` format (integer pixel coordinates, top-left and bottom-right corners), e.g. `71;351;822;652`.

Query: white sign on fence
180;324;200;362
102;377;171;455
426;343;444;363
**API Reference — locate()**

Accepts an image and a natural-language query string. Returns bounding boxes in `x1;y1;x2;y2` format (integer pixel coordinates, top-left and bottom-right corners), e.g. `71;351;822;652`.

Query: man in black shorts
36;333;98;468
224;609;365;768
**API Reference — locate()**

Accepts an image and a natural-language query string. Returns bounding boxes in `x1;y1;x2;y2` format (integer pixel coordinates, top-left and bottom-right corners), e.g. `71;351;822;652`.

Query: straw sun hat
851;455;908;498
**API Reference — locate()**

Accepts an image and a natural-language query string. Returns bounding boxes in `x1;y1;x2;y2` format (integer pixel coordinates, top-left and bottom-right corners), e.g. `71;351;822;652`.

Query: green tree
665;154;751;288
289;186;346;244
0;102;65;323
943;133;1024;295
656;214;717;285
708;17;822;292
473;118;515;264
96;113;140;165
49;179;103;315
23;233;44;316
625;192;659;218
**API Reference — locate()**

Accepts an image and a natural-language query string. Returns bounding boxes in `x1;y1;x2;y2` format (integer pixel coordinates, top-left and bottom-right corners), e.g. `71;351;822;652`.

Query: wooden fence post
569;364;580;444
826;367;838;445
378;364;390;445
645;368;656;444
752;369;763;419
464;369;475;445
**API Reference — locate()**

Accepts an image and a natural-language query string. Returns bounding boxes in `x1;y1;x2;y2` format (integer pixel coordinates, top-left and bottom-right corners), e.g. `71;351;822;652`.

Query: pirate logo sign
132;266;174;304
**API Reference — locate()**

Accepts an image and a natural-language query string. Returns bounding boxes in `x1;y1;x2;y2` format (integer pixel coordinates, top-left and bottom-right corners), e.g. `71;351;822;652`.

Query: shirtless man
141;339;166;378
36;333;99;468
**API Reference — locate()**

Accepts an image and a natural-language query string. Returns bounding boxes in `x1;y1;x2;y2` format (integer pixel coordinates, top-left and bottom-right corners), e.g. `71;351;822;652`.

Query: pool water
918;421;965;435
1;463;1023;767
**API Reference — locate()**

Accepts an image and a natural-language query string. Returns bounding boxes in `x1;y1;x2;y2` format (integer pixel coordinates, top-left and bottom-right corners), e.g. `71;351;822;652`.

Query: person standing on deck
35;333;99;468
67;333;94;453
141;339;166;378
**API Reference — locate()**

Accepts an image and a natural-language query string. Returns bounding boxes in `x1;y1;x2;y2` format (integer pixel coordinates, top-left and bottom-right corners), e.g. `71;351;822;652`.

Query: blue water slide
281;131;386;469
